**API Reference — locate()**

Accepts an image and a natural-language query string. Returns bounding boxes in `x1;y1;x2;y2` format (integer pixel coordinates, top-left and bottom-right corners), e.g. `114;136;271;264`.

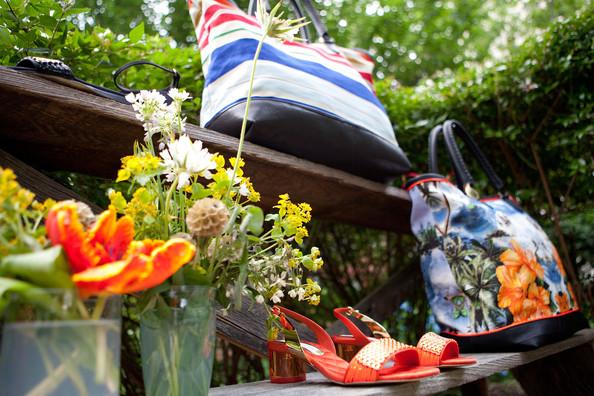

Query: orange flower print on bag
555;292;571;313
496;241;551;323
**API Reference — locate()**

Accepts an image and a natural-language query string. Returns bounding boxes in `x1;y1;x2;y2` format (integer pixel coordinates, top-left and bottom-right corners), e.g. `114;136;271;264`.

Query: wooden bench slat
209;329;594;395
0;67;411;233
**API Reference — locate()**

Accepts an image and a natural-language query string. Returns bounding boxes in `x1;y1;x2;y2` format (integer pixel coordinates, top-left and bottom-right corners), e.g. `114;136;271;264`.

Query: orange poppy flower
46;202;195;297
499;241;544;279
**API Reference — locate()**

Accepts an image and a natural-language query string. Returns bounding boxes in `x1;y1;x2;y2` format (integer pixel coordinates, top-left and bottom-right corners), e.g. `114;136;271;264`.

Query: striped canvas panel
188;0;398;146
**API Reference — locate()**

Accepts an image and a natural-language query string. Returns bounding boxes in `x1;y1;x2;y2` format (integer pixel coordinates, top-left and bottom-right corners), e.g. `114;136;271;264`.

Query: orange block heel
267;306;439;385
268;340;306;383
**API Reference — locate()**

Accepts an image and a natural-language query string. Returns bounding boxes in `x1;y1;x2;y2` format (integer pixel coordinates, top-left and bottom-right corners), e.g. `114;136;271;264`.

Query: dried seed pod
186;198;229;237
71;201;96;229
170;232;195;244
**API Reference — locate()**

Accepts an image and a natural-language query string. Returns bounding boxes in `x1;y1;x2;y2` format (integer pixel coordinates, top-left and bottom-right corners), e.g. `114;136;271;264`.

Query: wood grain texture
0;148;271;357
0;68;412;233
209;329;594;395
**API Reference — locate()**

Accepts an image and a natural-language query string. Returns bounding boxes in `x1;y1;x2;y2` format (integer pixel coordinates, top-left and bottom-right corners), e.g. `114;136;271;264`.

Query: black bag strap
299;0;334;44
248;0;333;44
428;124;463;183
441;120;506;196
113;60;180;94
12;57;180;104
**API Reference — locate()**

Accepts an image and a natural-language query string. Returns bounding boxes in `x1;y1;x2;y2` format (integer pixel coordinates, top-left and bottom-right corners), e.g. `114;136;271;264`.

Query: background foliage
0;0;592;393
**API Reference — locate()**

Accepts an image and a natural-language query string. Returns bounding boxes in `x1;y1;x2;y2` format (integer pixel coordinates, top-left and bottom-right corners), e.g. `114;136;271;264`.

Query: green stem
225;34;267;201
48;8;65;57
158;334;178;396
248;241;279;260
91;295;107;321
164;177;179;238
76;299;90;320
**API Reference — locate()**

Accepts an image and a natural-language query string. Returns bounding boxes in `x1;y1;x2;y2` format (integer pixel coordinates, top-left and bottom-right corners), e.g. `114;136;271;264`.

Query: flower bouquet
106;2;323;395
0;169;195;396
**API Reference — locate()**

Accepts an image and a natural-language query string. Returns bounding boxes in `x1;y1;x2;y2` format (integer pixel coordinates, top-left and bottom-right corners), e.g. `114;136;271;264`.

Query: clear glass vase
140;285;216;396
0;289;122;396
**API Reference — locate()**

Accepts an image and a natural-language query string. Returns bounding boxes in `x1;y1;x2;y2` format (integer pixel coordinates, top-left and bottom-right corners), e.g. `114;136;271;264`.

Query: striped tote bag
187;0;410;182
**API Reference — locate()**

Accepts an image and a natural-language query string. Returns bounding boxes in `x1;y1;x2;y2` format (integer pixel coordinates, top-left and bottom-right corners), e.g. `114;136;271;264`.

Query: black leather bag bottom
443;310;589;352
205;98;411;182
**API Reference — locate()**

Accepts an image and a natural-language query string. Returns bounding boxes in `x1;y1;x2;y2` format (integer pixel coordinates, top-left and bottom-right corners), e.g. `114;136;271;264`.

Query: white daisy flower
160;135;216;189
270;289;284;304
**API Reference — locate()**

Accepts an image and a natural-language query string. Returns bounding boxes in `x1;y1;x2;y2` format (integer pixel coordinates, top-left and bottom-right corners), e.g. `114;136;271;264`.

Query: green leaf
64;7;91;17
0;277;35;314
241;205;264;236
271;225;283;239
265;213;279;222
233;236;249;309
0;246;73;288
129;22;144;43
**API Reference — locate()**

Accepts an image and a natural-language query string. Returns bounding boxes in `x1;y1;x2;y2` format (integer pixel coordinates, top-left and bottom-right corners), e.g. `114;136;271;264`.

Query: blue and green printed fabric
407;178;578;335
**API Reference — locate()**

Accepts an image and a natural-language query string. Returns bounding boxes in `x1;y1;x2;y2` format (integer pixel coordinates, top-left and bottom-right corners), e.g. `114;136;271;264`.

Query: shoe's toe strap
343;338;419;383
416;332;459;366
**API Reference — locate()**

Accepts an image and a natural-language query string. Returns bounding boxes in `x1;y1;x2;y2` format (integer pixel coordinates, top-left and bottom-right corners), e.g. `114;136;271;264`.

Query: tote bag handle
429;120;505;196
248;0;334;44
428;124;463;184
440;120;506;197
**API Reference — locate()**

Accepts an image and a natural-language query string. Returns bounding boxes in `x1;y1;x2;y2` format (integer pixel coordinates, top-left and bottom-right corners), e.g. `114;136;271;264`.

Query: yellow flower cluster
31;198;57;216
0;167;35;212
116;153;162;183
275;194;312;244
207;156;260;202
108;188;157;223
304;278;321;305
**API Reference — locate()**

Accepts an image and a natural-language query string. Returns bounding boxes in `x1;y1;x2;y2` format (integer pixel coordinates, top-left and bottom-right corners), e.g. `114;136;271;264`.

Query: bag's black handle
248;0;333;44
299;0;334;44
428;124;463;183
441;120;505;195
113;60;180;94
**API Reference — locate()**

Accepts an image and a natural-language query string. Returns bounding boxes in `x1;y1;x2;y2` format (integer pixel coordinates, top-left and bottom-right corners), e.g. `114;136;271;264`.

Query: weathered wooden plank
0;148;271;356
0;67;412;233
209;329;594;395
0;147;101;212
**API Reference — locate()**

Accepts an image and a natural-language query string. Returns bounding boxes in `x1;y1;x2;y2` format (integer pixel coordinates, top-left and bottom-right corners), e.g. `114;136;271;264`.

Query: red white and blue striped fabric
188;0;396;143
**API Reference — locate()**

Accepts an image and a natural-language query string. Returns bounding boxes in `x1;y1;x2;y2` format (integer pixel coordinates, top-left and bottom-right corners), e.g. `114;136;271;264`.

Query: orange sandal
332;307;476;368
268;306;440;385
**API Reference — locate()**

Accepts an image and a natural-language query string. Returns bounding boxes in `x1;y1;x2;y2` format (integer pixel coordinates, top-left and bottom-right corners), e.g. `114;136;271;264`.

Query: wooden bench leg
461;378;488;396
512;341;594;396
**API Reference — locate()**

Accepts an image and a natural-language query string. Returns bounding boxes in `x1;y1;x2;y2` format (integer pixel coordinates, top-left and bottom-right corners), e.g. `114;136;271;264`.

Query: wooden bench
1;67;592;395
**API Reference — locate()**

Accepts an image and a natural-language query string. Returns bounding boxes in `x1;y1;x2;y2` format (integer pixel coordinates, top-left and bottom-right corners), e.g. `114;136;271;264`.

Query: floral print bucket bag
405;120;587;352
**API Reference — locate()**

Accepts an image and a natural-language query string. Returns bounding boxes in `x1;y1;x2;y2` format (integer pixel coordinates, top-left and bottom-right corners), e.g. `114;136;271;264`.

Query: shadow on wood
512;341;594;396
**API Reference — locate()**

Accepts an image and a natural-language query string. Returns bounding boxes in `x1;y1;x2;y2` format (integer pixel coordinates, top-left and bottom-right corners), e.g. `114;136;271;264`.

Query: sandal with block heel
332;307;477;368
267;306;440;385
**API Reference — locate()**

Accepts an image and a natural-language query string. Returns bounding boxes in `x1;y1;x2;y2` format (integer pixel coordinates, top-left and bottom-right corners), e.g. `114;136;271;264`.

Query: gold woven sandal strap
417;332;458;365
343;338;416;383
344;306;390;338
